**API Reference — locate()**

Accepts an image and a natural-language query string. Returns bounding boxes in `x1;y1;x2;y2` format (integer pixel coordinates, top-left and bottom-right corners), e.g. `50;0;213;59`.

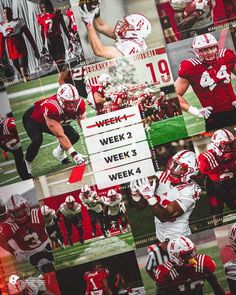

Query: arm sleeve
178;60;193;80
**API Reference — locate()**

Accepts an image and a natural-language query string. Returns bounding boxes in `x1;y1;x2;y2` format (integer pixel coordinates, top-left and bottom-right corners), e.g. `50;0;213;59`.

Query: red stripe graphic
86;114;136;129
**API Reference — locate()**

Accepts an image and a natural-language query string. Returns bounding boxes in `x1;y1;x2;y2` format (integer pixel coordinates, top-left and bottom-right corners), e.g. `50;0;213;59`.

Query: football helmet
38;52;54;72
211;129;235;159
98;74;111;88
57;83;81;113
65;195;75;209
114;13;151;41
81;185;91;196
7;194;30;224
229;223;236;252
8;274;26;294
192;33;219;63
116;85;128;93
166;150;199;184
107;189;117;201
41;205;50;216
167;236;197;267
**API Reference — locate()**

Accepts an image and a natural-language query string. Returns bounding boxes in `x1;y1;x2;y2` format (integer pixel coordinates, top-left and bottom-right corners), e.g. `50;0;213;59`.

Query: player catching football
155;236;225;295
198;129;236;226
170;0;215;38
79;2;151;58
22;83;86;176
131;150;201;242
175;33;236;131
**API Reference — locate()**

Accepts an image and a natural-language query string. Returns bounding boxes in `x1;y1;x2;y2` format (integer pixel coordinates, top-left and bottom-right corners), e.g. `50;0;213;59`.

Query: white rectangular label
94;158;155;189
90;141;151;172
85;123;146;154
81;106;141;137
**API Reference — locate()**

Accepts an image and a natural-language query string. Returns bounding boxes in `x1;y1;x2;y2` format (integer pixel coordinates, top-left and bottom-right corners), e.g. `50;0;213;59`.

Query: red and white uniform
8;276;47;295
0;18;27;59
66;8;77;33
37;11;63;37
0;118;20;151
103;194;123;216
198;149;236;182
112;92;129;110
0;208;49;257
84;268;110;295
88;84;107;114
115;38;147;56
155;254;216;294
154;171;201;242
31;94;85;125
178;48;236;113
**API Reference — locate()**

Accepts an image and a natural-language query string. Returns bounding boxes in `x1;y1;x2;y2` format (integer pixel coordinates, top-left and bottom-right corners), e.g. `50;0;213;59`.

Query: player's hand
135;178;157;205
14;250;27;262
188;106;213;119
79;4;96;26
73;153;85;165
41;47;48;55
232;101;236;108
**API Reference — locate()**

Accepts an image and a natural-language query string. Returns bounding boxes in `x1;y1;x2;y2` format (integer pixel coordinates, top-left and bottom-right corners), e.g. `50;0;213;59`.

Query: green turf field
140;245;229;295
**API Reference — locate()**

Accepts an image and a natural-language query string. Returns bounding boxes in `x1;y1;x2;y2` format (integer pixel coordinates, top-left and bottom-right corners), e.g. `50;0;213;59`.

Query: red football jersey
112;92;129;110
0;18;27;59
178;48;236;113
0;208;49;251
31;94;85;124
198;149;236;182
155;254;216;294
66;8;77;33
0;117;20;151
37;11;62;37
84;268;109;294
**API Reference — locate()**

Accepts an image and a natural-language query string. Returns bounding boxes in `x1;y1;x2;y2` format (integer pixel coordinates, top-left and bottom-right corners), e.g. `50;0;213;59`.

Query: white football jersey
154;171;201;242
8;276;46;295
115;39;147;56
79;191;103;213
59;202;81;219
43;208;56;227
103;193;123;216
0;18;25;37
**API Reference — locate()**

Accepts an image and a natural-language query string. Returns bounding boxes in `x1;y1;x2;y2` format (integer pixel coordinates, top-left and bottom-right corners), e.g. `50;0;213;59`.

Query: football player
198;129;236;226
84;261;112;295
111;85;130;111
0;7;40;81
170;0;215;38
41;205;64;249
87;73;112;114
131;150;201;242
139;88;157;128
155;236;225;295
22;83;86;176
224;223;236;294
37;0;71;66
79;185;108;237
7;274;54;295
175;33;236;131
0;117;30;180
79;3;151;58
0;194;54;273
57;195;84;246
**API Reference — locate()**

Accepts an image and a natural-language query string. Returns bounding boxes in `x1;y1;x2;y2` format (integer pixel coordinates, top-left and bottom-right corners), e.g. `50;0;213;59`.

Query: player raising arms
155;236;225;295
79;2;151;58
175;33;236;131
22;83;86;176
131;150;201;242
0;7;40;82
0;194;54;273
198;129;236;226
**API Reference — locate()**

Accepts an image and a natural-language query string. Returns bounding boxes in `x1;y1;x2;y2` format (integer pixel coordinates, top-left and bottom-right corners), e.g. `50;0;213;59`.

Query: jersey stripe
202;151;218;169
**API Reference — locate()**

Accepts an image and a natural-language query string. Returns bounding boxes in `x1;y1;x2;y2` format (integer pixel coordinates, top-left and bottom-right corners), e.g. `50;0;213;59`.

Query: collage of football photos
1;0;236;294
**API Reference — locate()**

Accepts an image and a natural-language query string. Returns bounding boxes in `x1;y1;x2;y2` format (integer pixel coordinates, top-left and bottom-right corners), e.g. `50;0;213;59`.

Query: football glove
79;4;96;26
232;101;236;108
188;106;213;119
135;177;157;205
67;147;85;165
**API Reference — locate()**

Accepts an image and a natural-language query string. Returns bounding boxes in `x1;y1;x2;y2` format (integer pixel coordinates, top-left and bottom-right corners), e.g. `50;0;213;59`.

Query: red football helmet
65;195;75;209
7;194;30;224
192;33;219;64
167;150;199;184
57;83;82;113
211;129;235;160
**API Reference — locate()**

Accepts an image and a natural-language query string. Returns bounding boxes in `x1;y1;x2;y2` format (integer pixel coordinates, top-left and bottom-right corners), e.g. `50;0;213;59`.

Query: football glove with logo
135;177;157;205
188;106;213;119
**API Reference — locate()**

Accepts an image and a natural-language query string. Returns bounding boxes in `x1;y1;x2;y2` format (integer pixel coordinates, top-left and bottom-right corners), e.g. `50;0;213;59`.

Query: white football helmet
167;236;197;266
192;33;219;63
57;83;81;113
8;274;26;294
107;189;117;201
167;150;199;184
229;223;236;252
7;194;30;224
116;85;128;93
81;185;91;196
41;205;50;216
114;13;151;41
98;74;111;88
65;195;75;209
211;129;235;159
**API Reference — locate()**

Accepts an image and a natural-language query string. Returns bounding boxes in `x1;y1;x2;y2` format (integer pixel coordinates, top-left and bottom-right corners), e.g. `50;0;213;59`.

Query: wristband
147;197;157;206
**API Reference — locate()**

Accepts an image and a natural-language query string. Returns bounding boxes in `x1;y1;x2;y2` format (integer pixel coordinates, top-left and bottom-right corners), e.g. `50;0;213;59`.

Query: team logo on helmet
7;194;30;224
211;129;235;159
57;83;81;113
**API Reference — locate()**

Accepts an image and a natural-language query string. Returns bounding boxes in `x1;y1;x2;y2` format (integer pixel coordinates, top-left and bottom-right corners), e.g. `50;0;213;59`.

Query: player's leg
19;56;29;82
73;214;84;244
97;211;107;237
64;217;73;246
12;148;31;180
89;210;97;237
29;243;54;273
47;35;65;67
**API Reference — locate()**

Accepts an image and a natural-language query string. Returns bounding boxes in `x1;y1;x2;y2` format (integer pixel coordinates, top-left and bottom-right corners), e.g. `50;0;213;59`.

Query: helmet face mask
7;194;30;224
211;129;235;160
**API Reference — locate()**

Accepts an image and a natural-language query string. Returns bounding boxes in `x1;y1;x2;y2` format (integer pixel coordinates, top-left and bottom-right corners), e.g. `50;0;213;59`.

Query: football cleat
115;13;151;41
167;236;197;267
57;83;82;113
7;194;30;224
167;150;199;184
